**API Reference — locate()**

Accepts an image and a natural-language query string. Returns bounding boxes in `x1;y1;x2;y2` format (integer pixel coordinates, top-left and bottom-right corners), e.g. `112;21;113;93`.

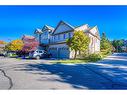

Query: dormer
42;25;54;33
34;28;42;34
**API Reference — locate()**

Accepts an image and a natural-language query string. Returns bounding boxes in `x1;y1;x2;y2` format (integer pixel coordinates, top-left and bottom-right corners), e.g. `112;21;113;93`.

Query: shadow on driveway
14;53;127;89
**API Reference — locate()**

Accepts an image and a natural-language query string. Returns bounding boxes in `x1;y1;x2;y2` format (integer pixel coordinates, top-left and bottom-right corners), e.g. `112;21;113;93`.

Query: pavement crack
0;69;13;89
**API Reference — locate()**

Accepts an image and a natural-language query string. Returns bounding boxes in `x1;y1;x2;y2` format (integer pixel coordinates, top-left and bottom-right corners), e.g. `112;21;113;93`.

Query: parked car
4;51;17;57
29;50;52;59
0;53;4;56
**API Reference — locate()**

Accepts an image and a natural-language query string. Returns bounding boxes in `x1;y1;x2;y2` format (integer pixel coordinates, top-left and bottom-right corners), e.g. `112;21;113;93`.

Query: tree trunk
79;50;81;55
74;50;77;59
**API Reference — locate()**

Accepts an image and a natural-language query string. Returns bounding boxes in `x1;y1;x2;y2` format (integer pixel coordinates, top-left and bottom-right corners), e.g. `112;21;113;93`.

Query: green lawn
50;59;90;64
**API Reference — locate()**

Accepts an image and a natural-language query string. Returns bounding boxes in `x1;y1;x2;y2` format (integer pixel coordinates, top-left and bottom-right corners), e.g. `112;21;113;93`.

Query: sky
0;5;127;42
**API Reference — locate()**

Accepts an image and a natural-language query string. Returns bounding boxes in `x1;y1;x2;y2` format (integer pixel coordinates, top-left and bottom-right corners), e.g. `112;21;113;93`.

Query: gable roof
34;20;100;40
52;20;75;35
75;24;89;31
87;26;100;40
34;28;42;34
42;25;54;33
74;24;100;40
22;35;35;40
94;26;100;39
45;25;54;31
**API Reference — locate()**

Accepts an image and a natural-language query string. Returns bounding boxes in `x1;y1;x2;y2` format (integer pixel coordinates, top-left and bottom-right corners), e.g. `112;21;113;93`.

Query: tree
100;32;112;54
5;39;24;51
0;40;6;44
22;41;39;52
0;40;6;53
66;31;90;59
21;35;39;53
112;40;124;52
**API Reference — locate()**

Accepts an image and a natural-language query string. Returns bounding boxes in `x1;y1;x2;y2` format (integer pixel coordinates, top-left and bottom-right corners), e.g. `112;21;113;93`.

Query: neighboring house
121;46;126;52
22;35;36;43
34;21;100;59
121;40;127;52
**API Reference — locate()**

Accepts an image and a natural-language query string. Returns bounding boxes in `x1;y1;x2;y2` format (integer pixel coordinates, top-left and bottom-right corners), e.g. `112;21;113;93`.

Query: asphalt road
0;53;127;89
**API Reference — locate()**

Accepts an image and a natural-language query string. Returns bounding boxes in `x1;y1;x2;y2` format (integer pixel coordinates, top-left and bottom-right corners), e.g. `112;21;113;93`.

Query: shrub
101;49;112;58
88;53;102;62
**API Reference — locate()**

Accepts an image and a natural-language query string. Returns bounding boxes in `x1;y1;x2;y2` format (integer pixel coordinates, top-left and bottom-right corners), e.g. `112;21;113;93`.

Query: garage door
49;47;58;58
58;47;70;59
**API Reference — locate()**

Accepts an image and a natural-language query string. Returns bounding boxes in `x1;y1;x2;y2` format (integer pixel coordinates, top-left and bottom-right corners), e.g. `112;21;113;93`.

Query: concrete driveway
0;53;127;89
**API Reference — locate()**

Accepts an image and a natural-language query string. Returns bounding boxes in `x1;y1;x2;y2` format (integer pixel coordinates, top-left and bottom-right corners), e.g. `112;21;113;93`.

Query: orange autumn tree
0;40;6;53
0;40;6;44
5;39;24;51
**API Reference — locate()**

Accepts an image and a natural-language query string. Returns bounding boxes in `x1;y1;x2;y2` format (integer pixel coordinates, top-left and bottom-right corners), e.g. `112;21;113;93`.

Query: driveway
0;53;127;89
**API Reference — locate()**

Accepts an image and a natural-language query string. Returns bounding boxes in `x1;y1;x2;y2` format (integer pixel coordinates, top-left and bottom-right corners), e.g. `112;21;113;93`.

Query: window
58;35;60;40
39;51;43;53
65;33;68;38
61;34;63;39
71;32;73;37
68;32;71;38
63;34;66;39
55;35;57;40
52;36;54;42
56;35;59;40
36;51;39;53
54;36;56;40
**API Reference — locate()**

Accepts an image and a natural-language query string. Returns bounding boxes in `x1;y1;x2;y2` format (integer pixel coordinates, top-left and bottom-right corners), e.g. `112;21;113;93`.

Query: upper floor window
71;32;73;37
68;32;71;38
54;36;56;41
57;35;59;40
52;36;54;42
54;35;59;41
58;35;60;40
63;34;66;39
